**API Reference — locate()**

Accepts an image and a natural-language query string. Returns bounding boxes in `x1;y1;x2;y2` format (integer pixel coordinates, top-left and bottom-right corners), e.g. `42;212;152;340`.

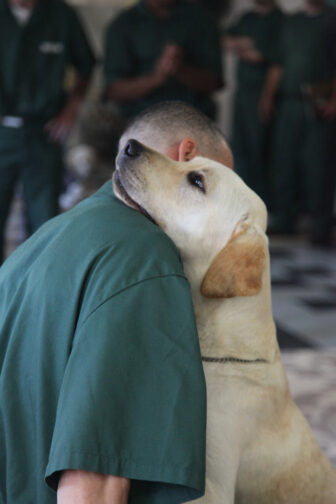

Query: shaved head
119;101;233;168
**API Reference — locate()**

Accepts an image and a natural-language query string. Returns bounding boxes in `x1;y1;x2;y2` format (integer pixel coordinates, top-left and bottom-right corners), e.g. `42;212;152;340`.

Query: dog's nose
123;139;143;158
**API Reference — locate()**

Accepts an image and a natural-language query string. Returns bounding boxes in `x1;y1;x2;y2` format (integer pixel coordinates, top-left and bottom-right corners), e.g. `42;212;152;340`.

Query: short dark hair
119;101;228;157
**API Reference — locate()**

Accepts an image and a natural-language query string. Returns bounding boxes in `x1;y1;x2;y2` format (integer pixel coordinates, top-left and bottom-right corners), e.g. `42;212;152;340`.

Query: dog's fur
114;141;336;504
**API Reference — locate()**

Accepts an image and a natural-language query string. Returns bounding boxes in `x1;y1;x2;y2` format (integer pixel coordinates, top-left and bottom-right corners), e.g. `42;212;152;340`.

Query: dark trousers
232;87;268;202
0;124;63;263
270;98;335;235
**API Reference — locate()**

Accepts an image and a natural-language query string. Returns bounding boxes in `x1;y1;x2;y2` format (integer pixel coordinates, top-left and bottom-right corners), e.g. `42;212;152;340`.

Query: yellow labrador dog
113;139;336;504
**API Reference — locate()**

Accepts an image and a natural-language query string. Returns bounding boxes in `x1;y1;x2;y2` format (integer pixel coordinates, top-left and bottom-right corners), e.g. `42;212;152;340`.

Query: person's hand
319;99;336;121
238;47;263;63
235;36;254;52
154;43;183;81
259;92;275;123
44;98;80;143
225;35;254;52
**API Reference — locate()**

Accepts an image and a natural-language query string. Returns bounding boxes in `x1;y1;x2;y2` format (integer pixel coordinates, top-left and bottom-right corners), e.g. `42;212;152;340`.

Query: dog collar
202;356;267;364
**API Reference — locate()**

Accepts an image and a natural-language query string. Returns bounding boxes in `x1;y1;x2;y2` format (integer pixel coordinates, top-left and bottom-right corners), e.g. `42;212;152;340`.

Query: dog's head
114;139;268;299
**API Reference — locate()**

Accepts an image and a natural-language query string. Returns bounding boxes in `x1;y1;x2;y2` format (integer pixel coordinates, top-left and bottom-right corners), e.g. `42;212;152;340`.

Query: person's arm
45;7;95;142
107;43;181;102
57;470;130;504
105;15;179;104
259;64;283;122
174;65;221;93
107;73;164;102
237;47;264;63
321;77;336;120
224;13;254;55
45;75;91;142
45;272;206;503
175;5;223;93
224;35;254;53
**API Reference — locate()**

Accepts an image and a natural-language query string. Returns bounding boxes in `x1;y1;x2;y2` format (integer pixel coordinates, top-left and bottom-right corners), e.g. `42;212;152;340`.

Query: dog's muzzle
118;139;144;169
114;140;156;225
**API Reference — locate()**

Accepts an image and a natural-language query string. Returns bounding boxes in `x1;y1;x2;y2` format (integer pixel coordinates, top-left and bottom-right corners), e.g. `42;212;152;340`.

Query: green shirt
277;9;336;97
0;182;206;504
0;0;95;120
227;8;284;90
104;0;223;118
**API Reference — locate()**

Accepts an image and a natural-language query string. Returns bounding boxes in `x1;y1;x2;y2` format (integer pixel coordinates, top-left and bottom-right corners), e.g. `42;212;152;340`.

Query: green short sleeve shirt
0;0;95;119
0;182;206;504
277;9;336;97
227;9;284;90
104;1;222;117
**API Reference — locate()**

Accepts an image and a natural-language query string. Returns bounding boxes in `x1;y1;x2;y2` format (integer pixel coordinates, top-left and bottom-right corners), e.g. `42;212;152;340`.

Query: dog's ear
201;225;266;299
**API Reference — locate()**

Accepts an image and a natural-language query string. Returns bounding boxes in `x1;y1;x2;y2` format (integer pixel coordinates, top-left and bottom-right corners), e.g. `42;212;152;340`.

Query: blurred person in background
261;0;336;244
0;0;95;263
104;0;223;120
225;0;284;202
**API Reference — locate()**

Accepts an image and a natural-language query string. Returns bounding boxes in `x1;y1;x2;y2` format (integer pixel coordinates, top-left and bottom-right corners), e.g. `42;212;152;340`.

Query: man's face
145;0;177;10
306;0;325;7
9;0;37;9
254;0;274;7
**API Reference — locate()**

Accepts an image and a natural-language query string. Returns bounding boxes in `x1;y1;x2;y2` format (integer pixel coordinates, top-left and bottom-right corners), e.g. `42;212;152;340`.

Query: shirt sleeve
45;275;206;504
270;16;287;67
187;8;223;80
67;7;96;77
225;15;246;37
104;14;135;85
263;14;285;66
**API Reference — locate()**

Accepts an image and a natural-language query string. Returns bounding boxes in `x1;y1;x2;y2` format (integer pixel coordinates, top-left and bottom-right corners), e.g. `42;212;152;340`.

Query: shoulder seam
78;273;188;329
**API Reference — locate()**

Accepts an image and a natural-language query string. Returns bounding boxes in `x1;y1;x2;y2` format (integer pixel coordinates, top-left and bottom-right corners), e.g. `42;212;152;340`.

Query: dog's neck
183;253;278;364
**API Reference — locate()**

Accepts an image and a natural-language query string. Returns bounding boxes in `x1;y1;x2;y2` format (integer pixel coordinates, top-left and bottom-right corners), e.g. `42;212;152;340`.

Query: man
225;0;283;201
261;0;336;243
0;101;233;504
104;0;223;119
0;0;95;263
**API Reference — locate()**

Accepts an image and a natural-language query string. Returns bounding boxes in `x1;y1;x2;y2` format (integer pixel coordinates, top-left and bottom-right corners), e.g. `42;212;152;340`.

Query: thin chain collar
202;356;267;364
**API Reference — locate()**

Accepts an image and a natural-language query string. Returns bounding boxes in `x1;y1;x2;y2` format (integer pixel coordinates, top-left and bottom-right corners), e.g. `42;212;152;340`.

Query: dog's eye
187;171;206;193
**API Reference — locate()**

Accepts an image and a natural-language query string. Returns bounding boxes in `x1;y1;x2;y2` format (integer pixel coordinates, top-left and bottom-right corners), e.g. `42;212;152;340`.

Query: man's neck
145;0;175;19
9;0;38;11
254;5;276;15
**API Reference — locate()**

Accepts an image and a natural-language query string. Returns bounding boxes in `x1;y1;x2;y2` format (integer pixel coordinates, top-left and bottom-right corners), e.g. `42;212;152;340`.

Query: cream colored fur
114;142;336;504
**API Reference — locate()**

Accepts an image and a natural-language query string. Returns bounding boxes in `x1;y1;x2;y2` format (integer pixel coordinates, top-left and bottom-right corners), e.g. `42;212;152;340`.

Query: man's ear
178;138;199;161
201;225;266;299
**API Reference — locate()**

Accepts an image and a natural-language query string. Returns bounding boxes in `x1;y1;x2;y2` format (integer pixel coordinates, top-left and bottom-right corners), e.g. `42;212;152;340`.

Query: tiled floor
3;200;336;467
270;237;336;349
270;235;336;466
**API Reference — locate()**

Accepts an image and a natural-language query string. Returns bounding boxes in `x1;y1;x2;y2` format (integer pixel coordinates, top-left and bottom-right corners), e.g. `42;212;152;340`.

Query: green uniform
270;8;336;234
0;181;206;504
0;0;95;262
104;0;223;118
228;8;283;201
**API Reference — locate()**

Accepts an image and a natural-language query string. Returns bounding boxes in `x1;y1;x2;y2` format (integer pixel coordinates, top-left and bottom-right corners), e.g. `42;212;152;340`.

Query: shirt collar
138;0;180;20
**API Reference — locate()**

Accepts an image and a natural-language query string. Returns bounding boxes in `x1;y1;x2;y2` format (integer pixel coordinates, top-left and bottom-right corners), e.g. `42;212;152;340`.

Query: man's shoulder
61;182;185;276
106;3;141;32
0;182;185;305
287;11;305;23
43;0;74;17
181;1;217;26
64;184;187;315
